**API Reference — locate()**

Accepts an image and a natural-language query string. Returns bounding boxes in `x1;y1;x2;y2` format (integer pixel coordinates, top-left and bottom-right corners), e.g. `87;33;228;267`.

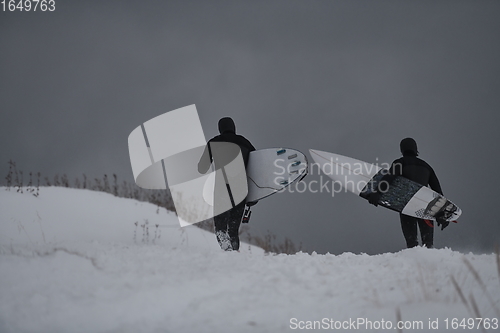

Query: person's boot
216;230;233;251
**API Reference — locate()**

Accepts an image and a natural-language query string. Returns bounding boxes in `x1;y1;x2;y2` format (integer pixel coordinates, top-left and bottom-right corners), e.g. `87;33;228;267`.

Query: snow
1;187;499;332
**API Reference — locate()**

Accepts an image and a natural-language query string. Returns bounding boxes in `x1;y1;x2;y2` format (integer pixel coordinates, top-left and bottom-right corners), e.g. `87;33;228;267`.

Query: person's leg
418;218;434;248
227;202;246;251
214;210;232;251
400;214;419;248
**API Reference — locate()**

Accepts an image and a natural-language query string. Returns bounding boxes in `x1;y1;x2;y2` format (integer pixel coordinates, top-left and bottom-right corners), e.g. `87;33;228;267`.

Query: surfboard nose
309;149;325;160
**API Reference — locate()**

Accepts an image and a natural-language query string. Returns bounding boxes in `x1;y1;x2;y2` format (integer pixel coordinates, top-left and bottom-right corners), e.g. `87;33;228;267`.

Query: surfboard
309;149;461;222
246;148;308;202
203;148;308;204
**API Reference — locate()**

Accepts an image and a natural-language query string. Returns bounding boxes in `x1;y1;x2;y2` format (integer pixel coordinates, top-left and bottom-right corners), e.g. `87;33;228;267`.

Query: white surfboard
247;148;308;202
203;148;308;204
309;149;461;222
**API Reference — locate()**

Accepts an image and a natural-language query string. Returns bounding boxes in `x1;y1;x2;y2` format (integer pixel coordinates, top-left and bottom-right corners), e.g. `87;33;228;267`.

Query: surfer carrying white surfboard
198;117;257;251
368;138;448;248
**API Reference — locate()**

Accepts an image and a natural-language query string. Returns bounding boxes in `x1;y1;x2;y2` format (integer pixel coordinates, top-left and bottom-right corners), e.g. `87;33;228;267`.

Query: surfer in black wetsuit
198;117;256;251
368;138;447;248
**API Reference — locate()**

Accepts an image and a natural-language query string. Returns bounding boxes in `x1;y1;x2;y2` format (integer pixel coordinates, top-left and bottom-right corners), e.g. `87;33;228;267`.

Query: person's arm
197;141;212;174
428;166;448;229
429;168;443;195
242;137;256;152
238;136;258;205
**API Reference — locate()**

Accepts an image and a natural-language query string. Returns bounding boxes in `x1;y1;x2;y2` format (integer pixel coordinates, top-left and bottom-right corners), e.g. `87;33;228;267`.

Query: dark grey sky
2;0;499;254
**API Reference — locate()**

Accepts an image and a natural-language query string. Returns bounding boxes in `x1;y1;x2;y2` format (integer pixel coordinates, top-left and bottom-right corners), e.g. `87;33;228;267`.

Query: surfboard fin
241;205;252;223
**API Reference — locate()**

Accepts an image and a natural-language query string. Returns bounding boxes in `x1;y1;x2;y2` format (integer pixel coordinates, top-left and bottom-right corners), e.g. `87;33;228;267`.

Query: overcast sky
2;0;499;254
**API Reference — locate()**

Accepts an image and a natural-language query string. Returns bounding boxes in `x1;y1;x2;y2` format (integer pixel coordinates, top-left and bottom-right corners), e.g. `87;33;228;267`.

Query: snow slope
1;187;499;333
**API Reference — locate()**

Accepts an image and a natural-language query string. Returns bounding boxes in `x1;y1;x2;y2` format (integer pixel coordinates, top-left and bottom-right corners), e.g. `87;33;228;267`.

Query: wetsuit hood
218;117;236;134
400;137;419;156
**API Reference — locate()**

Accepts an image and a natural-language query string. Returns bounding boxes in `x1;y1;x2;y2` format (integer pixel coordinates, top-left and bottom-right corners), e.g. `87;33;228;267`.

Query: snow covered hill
1;187;499;333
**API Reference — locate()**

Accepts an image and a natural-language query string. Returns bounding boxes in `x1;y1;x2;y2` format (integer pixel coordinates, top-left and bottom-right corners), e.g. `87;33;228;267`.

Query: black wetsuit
198;118;255;251
390;152;442;248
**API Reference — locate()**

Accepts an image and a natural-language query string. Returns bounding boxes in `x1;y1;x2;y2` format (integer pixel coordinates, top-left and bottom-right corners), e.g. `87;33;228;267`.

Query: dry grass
3;160;301;254
463;257;500;317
